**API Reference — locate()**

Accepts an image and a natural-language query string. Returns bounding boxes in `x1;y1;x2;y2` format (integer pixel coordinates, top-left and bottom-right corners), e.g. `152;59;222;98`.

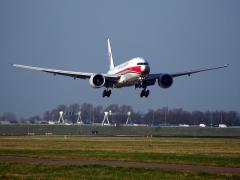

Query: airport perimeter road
0;156;239;175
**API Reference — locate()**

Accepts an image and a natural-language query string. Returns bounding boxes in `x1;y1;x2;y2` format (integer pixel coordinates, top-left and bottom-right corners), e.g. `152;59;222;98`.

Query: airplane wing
170;64;229;77
147;64;229;79
13;64;120;82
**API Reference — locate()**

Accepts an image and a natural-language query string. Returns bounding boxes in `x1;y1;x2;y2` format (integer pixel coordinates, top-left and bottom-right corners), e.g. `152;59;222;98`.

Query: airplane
13;39;229;98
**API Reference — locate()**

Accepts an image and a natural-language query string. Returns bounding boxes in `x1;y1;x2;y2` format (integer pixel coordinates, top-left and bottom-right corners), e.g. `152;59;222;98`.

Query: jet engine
89;74;105;88
158;74;173;88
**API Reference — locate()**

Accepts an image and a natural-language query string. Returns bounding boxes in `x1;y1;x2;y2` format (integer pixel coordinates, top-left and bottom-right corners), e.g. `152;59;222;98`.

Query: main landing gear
102;89;111;98
140;89;150;98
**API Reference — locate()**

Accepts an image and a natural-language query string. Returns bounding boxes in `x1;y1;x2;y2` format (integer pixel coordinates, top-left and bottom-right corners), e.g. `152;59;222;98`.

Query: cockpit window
137;62;149;65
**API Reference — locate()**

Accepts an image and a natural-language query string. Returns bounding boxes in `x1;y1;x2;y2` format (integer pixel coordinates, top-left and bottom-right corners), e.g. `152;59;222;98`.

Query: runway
0;155;239;175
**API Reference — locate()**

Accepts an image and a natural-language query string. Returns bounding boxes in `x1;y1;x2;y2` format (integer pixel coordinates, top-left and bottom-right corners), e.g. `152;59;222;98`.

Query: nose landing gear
102;89;111;98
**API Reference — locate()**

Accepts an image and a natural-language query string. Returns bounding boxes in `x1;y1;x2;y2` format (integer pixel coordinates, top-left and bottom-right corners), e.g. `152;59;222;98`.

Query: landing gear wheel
107;90;111;97
102;89;112;98
145;90;150;97
140;89;150;98
102;90;107;98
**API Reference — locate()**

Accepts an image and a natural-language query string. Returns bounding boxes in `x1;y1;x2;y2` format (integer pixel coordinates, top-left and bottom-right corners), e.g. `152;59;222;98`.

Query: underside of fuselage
114;73;141;88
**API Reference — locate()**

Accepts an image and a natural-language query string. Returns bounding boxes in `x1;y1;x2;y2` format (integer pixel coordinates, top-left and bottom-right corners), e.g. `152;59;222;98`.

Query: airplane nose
141;65;150;74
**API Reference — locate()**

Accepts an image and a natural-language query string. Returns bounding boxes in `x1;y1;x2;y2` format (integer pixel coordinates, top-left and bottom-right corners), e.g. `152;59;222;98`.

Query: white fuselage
107;57;150;88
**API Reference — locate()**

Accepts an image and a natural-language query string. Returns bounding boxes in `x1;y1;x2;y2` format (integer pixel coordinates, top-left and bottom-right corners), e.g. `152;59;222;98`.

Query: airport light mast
125;112;132;126
58;111;65;124
102;111;110;126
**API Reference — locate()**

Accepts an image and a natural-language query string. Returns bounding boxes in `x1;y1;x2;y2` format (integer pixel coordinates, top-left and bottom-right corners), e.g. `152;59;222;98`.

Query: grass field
0;125;240;137
0;136;239;179
1;163;239;180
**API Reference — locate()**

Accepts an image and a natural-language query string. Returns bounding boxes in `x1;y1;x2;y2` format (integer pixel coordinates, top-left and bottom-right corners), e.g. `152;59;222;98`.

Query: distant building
219;124;227;128
0;121;11;125
48;121;56;125
199;124;206;127
179;124;190;127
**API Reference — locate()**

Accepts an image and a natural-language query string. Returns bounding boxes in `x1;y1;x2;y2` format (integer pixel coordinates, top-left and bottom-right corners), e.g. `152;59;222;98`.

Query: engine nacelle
89;74;105;88
158;74;173;88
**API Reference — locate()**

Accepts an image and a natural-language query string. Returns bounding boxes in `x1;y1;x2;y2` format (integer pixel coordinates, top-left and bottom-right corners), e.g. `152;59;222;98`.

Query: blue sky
0;0;239;117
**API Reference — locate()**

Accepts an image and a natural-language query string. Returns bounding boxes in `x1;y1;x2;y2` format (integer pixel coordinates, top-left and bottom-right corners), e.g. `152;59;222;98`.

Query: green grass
1;125;240;137
0;149;239;168
0;136;239;167
0;162;239;180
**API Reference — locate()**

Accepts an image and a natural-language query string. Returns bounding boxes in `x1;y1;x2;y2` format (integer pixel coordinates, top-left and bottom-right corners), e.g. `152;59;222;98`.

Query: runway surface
0;155;240;175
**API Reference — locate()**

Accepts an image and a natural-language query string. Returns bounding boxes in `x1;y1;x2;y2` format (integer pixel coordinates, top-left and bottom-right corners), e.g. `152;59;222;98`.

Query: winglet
107;38;115;70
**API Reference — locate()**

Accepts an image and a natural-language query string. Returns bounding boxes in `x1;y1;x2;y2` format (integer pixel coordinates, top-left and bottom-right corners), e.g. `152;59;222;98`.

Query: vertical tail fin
107;38;115;70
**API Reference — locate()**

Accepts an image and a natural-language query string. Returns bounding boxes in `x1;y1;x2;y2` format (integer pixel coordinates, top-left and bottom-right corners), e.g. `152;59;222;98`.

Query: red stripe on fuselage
114;66;142;75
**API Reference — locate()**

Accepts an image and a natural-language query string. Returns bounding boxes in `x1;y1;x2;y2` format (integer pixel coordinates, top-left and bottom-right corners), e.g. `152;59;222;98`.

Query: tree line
0;103;240;126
